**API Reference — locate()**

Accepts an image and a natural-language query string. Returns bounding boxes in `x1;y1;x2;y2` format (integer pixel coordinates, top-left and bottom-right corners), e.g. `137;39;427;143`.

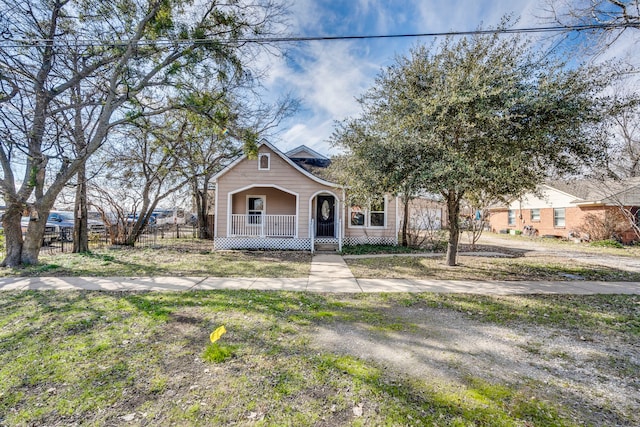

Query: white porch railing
230;214;296;237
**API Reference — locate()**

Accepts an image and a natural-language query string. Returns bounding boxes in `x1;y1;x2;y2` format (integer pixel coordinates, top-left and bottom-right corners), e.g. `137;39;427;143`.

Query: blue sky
259;0;637;156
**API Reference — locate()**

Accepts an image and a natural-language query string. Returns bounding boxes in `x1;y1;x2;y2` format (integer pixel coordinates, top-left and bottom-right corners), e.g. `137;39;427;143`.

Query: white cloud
280;120;332;150
261;0;639;155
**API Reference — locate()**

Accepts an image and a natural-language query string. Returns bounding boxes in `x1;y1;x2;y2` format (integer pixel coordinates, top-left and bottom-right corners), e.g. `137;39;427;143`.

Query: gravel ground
476;234;640;273
312;304;640;426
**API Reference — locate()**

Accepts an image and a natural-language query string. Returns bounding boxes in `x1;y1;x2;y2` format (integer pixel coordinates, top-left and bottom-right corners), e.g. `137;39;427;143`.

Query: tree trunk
445;190;461;266
22;207;52;265
22;226;44;265
192;177;210;239
1;205;24;267
401;196;410;247
125;197;159;246
73;165;89;252
193;181;204;239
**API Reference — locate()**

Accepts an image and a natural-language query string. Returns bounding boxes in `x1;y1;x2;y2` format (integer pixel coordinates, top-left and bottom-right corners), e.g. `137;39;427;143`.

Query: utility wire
0;22;637;48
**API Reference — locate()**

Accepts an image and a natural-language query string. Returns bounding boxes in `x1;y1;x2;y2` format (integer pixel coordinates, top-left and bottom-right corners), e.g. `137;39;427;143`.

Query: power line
0;22;637;48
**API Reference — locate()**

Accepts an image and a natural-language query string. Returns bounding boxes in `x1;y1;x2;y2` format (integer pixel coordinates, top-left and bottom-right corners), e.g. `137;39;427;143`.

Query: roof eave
212;139;341;188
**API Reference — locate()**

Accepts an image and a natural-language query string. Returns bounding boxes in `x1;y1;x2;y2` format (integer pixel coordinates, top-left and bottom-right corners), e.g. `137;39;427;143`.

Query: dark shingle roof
547;177;640;205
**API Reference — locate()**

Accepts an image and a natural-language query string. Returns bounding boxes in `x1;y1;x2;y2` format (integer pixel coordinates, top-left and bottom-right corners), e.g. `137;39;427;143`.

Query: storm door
315;196;335;237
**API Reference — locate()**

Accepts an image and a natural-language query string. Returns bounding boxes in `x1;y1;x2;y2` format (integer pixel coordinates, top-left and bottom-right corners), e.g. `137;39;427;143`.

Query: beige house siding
231;187;296;215
216;145;339;239
343;195;399;244
401;198;447;229
214;141;400;248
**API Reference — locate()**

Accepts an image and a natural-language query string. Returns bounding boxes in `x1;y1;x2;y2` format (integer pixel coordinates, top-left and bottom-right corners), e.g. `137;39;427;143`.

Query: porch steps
314;243;339;253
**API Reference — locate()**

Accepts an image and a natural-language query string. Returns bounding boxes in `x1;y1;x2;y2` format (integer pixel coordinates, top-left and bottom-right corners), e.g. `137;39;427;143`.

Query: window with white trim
507;209;516;226
247;196;265;224
530;208;540;221
349;197;386;227
258;153;270;170
350;204;365;226
553;208;565;227
369;198;385;227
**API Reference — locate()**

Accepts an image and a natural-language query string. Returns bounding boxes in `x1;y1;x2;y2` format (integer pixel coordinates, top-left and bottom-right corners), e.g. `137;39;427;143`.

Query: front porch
229;214;297;238
215;185;344;251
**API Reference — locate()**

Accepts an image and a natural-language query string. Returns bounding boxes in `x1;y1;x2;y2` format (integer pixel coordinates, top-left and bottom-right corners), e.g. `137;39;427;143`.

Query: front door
316;196;335;237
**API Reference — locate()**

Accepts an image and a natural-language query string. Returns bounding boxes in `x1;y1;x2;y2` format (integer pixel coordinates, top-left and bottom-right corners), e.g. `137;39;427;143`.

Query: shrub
590;239;624;249
578;210;629;242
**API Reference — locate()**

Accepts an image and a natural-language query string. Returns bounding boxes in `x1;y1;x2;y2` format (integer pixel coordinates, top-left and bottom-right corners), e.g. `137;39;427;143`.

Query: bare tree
608;95;640;178
92;118;210;245
461;191;495;251
175;89;297;239
403;197;446;249
0;0;288;266
543;0;640;54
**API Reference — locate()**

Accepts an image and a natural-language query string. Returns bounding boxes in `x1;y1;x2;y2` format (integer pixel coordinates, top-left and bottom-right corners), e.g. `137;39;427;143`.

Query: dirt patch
457;243;529;257
311;304;640;426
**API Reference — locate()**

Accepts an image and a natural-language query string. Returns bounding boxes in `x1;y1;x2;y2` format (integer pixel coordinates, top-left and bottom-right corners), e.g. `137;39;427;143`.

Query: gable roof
285;145;328;160
546;178;640;206
211;139;340;188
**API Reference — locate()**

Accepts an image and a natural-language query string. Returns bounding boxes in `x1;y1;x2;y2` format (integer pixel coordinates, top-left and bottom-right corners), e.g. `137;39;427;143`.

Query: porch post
341;188;346;248
226;192;232;237
310;218;315;254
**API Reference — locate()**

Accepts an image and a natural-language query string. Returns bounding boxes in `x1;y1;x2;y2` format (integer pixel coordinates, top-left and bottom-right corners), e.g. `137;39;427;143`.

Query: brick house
488;179;640;243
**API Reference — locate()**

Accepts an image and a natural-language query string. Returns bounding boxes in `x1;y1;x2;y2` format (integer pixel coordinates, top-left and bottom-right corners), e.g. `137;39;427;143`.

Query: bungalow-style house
211;140;399;251
489;179;640;243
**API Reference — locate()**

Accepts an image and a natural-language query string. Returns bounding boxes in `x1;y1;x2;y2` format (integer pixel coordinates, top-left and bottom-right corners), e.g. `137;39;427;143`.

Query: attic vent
258;153;270;170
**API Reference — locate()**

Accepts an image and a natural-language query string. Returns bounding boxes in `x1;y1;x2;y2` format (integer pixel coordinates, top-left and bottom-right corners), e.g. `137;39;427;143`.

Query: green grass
0;247;311;278
1;291;637;426
341;244;428;255
346;255;640;281
202;343;237;363
590;239;625;248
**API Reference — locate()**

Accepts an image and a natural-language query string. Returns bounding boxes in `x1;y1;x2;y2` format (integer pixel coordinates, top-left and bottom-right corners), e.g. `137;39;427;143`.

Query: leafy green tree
329;120;426;247
333;29;614;265
0;0;287;266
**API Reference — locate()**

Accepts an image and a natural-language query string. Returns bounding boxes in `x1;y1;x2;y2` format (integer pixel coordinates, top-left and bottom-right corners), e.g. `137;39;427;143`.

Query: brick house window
553;208;565;227
530;209;540;221
508;209;516;226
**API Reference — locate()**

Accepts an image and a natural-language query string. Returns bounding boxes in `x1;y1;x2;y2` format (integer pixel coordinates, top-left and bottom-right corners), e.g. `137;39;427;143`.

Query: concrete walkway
0;254;639;294
308;254;359;292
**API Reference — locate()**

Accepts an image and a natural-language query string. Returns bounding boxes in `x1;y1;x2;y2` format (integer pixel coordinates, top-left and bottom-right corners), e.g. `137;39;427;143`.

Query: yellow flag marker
210;326;227;344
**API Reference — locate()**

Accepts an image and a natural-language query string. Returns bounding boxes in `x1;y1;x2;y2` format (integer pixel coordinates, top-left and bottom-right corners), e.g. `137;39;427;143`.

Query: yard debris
353;403;363;417
121;413;136;422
